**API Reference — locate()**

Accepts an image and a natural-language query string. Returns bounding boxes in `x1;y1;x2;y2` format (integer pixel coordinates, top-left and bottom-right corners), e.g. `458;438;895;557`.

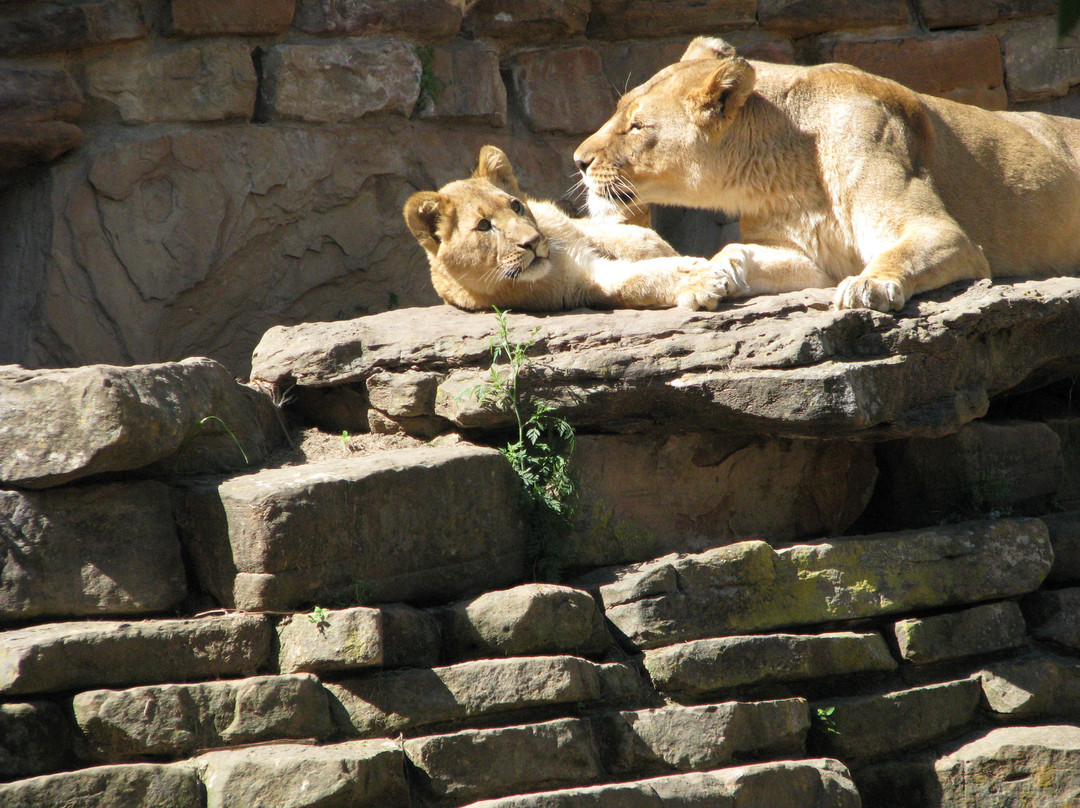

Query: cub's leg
588;256;738;310
709;242;836;298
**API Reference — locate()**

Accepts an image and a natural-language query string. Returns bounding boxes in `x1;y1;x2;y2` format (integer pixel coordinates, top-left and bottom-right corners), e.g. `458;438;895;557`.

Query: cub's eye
476;219;492;232
509;199;525;215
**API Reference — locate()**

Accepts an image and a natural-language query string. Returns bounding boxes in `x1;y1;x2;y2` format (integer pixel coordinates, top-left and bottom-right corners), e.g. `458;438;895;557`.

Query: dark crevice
251;46;271;124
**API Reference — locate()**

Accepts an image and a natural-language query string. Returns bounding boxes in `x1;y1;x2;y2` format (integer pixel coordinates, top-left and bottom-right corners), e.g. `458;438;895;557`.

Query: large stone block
1023;586;1080;649
0;481;186;622
568;433;875;568
918;0;1055;28
0;614;271;696
73;674;334;761
0;120;81;177
169;0;296;35
417;39;506;126
294;0;461;37
1041;511;1080;582
178;444;527;610
893;601;1027;665
1001;17;1080;102
0;65;82;123
587;0;755;39
463;0;588;41
0;763;201;807
509;47;615;135
980;654;1080;717
582;518;1052;649
86;41;256;123
0;0;148;57
0;359;278;488
643;632;896;697
192;739;408;808
758;0;908;36
0;701;69;780
276;606;382;674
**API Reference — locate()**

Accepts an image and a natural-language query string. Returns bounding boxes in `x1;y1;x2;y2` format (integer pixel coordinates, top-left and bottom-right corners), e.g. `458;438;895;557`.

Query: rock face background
1;0;1079;375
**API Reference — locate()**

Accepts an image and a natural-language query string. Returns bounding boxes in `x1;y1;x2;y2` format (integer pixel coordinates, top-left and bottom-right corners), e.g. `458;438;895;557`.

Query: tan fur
403;146;735;312
574;37;1080;311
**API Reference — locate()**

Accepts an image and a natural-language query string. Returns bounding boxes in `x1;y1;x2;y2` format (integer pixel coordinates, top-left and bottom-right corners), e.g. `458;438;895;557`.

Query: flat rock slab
251;277;1080;440
980;654;1080;718
0;763;202;808
461;758;860;807
276;606;382;674
580;517;1052;649
177;442;526;610
73;674;333;761
0;613;271;696
0;701;69;780
894;601;1028;665
0;357;278;488
1022;586;1080;649
0;480;186;622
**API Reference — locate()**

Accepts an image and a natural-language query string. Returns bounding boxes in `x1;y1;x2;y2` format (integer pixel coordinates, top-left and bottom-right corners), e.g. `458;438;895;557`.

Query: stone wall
2;0;1080;376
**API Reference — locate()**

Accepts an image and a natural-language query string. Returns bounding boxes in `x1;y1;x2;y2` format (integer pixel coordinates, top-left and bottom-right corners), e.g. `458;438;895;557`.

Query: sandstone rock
812;678;981;764
276;606;382;674
0;358;276;488
461;758;860;807
382;602;441;668
919;0;1055;28
250;278;1080;440
169;0;296;35
0;701;69;780
581;518;1052;649
0;65;82;123
327;656;642;736
294;0;462;37
509;46;615;135
1042;511;1080;582
568;433;875;569
1023;587;1080;649
417;39;506;126
177;444;526;611
1048;417;1080;507
980;654;1080;717
86;41;256;123
0;120;82;177
1001;17;1080;102
586;0;755;39
260;39;419;123
0;614;271;696
604;699;809;775
464;0;588;41
192;739;408;808
643;632;896;697
0;0;148;57
405;718;604;802
893;601;1028;665
758;0;908;36
73;674;333;761
439;584;611;661
0;763;201;807
0;481;186;622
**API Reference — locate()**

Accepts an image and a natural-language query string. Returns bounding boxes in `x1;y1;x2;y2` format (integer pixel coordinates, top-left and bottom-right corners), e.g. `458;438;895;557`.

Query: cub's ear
681;36;737;62
686;56;755;125
403;191;447;254
473;145;521;195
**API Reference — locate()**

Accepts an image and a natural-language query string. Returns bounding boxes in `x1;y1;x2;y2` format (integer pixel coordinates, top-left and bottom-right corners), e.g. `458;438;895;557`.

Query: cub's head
573;37;755;213
403;145;551;310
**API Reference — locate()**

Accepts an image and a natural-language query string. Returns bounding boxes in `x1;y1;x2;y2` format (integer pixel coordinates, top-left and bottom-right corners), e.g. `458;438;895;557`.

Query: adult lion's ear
473;145;521;195
681;36;737;62
403;191;447;253
686;56;756;125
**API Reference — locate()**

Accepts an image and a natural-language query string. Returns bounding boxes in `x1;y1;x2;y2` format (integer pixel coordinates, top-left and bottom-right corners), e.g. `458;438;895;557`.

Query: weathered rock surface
586;0;756;39
1022;586;1080;649
0;0;148;57
192;739;408;808
168;0;296;35
643;632;896;697
893;601;1028;665
0;701;69;780
980;654;1080;717
461;758;860;807
327;656;642;737
0;763;202;808
0;481;187;622
381;603;441;668
0;358;277;488
251;278;1080;440
581;518;1052;649
1043;510;1080;582
177;443;526;610
438;584;611;661
73;674;333;761
294;0;462;37
463;0;589;41
758;0;908;36
276;606;382;674
0;614;270;696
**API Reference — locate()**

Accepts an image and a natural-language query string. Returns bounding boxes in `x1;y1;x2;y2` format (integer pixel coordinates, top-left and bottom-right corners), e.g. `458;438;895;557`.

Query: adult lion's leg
709;243;835;296
587;256;735;310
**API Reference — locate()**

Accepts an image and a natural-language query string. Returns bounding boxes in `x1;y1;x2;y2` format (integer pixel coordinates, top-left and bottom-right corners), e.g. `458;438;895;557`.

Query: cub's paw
834;275;905;312
673;257;748;311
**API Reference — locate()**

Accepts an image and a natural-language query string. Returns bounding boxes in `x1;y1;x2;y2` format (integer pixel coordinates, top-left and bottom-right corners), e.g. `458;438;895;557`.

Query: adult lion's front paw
673;257;747;311
834;275;905;312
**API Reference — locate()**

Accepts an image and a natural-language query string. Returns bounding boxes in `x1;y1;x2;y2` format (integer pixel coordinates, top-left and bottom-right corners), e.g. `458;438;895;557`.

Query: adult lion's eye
476;219;492;232
510;199;524;215
629;120;645;132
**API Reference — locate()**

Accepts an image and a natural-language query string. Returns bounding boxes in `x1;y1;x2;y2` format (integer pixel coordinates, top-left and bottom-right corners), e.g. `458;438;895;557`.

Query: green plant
308;605;331;630
198;415;250;464
416;45;448;113
814;706;840;735
469;309;577;580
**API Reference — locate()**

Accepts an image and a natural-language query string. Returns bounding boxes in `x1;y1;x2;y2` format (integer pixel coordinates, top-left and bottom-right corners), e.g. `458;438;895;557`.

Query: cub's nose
520;233;542;253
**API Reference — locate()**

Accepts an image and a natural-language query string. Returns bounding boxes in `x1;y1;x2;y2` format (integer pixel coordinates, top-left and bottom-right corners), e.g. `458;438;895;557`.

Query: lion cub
403;145;727;312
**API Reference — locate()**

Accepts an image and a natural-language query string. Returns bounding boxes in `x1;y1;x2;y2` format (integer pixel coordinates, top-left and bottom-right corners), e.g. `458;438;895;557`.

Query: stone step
892;601;1028;665
579;517;1052;649
457;758;861;807
0;701;68;781
176;442;527;611
0;762;203;808
980;652;1080;719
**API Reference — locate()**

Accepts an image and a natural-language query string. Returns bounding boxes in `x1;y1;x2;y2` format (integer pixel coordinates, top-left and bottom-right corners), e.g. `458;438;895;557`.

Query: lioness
575;37;1080;311
403;145;728;311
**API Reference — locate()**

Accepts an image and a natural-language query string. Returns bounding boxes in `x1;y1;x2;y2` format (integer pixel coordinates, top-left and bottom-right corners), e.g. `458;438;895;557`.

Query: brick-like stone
0;0;148;57
294;0;461;38
827;32;1007;110
893;601;1028;665
0;65;82;123
73;674;333;761
0;120;81;175
193;739;408;808
509;46;615;135
464;0;588;41
327;656;642;736
0;481;186;622
980;654;1080;717
0;614;271;697
0;701;69;780
260;39;420;123
169;0;295;35
382;603;441;668
0;763;201;807
416;40;506;126
918;0;1055;28
1002;17;1080;102
643;633;896;697
405;718;604;802
1022;587;1080;649
813;679;981;764
86;41;255;124
276;606;382;674
758;0;908;37
587;0;755;39
178;444;526;611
